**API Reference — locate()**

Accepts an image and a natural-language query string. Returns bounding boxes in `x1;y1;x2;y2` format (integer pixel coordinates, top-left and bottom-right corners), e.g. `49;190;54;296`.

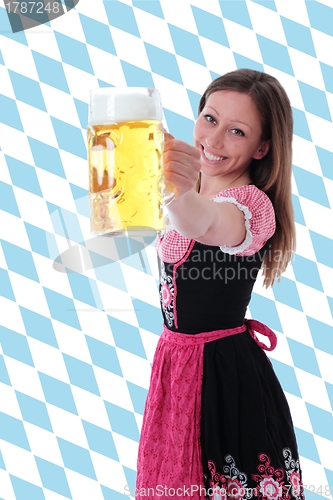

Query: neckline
199;183;255;200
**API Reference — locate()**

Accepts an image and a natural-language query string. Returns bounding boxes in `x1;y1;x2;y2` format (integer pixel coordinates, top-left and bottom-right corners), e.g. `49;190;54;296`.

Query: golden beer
88;88;169;235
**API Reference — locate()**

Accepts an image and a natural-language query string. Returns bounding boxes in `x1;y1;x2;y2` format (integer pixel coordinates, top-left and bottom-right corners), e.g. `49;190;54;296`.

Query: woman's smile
201;145;229;163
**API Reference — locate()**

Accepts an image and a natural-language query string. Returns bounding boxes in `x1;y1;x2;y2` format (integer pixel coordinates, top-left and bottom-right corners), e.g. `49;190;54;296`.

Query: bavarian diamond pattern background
0;0;333;498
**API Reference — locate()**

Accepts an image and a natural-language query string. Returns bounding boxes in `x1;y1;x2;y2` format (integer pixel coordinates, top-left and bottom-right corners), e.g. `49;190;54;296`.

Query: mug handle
162;128;177;206
163;181;176;206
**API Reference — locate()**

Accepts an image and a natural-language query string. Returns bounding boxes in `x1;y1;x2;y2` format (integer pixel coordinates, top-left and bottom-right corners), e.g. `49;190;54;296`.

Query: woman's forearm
166;190;219;239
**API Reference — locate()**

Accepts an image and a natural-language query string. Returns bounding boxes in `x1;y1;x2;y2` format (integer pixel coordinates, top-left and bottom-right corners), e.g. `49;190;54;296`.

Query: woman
136;69;303;500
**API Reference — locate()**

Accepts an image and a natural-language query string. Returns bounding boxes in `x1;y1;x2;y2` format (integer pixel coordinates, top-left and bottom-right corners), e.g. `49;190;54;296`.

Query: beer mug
88;87;174;236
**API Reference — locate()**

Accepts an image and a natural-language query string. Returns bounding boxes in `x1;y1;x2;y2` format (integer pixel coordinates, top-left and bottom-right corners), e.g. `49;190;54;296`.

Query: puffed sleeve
213;184;276;256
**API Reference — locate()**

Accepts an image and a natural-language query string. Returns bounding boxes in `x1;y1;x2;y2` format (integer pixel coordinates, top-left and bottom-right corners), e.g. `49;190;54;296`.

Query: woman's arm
163;134;247;247
166;190;247;247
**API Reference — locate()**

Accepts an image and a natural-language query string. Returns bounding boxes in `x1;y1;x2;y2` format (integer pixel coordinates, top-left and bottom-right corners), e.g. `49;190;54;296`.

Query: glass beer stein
88;87;173;236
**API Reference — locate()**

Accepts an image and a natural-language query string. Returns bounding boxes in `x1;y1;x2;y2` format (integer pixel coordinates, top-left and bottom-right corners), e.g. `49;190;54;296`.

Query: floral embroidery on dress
208;455;252;500
159;261;175;328
283;448;303;499
207;448;304;500
252;453;287;499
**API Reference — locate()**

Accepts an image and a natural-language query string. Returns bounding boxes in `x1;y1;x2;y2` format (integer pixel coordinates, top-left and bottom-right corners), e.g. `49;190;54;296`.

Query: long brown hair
198;69;295;288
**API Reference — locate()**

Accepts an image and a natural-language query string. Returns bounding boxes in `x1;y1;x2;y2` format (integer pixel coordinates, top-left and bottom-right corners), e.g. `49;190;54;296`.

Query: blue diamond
10;476;45;500
219;0;252;29
257;35;294;76
1;240;39;282
306;0;333;37
294;427;320;463
0;355;11;386
292;107;312;141
73;98;88;130
250;0;276;11
168;24;206;66
127;381;148;415
20;305;58;347
293;165;330;208
6;155;42;197
320;62;333;94
292;194;305;226
105;401;140;442
82;420;119;460
310;231;333;268
0;412;30;450
281;17;316;57
0;268;15;301
51;117;87;159
316;146;333;181
63;354;100;395
0;326;34;366
108;316;146;359
28;137;65;178
67;272;102;309
35;457;71;499
104;0;140;37
79;14;116;55
272;276;302;311
292;254;323;291
133;0;164;19
0;181;20;217
298;81;331;121
249;293;282;333
288;338;321;377
0;94;23;131
54;31;94;74
145;43;183;84
43;287;81;330
164;109;194;144
57;438;97;479
85;336;123;376
32;51;69;93
121;61;154;88
132;298;162;335
9;70;46;111
192;6;229;47
39;373;78;414
233;53;264;72
307;316;333;357
306;403;333;441
25;223;58;260
16;392;52;431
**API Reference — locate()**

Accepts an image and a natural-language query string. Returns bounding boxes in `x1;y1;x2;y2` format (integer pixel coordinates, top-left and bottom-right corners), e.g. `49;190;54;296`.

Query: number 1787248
5;2;61;14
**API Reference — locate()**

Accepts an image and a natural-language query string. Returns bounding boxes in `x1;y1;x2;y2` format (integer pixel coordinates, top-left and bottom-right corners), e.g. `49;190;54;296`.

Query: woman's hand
163;132;202;199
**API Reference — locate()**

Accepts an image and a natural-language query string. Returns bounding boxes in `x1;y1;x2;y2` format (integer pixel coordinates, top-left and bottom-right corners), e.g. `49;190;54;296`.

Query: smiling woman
136;69;302;500
194;90;271;192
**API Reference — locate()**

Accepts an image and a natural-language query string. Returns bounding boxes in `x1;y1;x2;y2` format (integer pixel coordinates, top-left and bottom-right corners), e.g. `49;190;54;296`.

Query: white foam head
89;87;163;125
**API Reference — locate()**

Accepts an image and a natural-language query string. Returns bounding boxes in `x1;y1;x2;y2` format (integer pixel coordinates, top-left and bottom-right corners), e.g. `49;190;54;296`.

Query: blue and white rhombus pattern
0;0;333;499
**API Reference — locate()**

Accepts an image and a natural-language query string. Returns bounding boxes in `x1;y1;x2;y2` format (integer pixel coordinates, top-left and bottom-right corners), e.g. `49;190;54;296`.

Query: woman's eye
231;128;244;136
204;114;216;124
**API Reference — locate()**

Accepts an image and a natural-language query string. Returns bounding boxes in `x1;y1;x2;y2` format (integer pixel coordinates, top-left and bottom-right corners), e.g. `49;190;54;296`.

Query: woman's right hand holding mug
163;131;202;202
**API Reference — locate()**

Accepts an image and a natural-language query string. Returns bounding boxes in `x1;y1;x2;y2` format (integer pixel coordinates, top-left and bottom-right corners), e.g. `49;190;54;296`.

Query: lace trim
213;195;253;255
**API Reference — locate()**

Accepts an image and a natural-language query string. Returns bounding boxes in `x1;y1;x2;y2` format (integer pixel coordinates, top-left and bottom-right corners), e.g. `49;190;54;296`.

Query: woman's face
194;90;270;182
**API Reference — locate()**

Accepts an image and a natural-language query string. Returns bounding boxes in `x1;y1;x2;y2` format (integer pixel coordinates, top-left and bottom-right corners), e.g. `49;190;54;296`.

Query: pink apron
135;320;277;500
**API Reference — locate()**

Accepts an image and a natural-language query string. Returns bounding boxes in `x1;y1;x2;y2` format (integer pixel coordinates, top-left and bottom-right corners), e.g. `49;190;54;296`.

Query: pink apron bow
245;318;277;351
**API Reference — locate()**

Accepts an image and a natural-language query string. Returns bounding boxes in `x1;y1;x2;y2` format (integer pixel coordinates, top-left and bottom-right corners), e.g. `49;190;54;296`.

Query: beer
88;88;170;235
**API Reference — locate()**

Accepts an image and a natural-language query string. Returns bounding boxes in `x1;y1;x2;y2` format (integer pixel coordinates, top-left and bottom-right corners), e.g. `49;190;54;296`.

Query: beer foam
89;87;163;125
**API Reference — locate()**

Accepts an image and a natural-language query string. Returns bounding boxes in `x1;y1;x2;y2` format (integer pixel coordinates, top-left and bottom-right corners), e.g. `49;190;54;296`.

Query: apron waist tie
245;318;277;351
162;319;277;351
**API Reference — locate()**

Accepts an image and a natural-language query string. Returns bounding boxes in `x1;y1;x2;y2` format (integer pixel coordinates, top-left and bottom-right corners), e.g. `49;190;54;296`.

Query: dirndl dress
136;185;305;500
